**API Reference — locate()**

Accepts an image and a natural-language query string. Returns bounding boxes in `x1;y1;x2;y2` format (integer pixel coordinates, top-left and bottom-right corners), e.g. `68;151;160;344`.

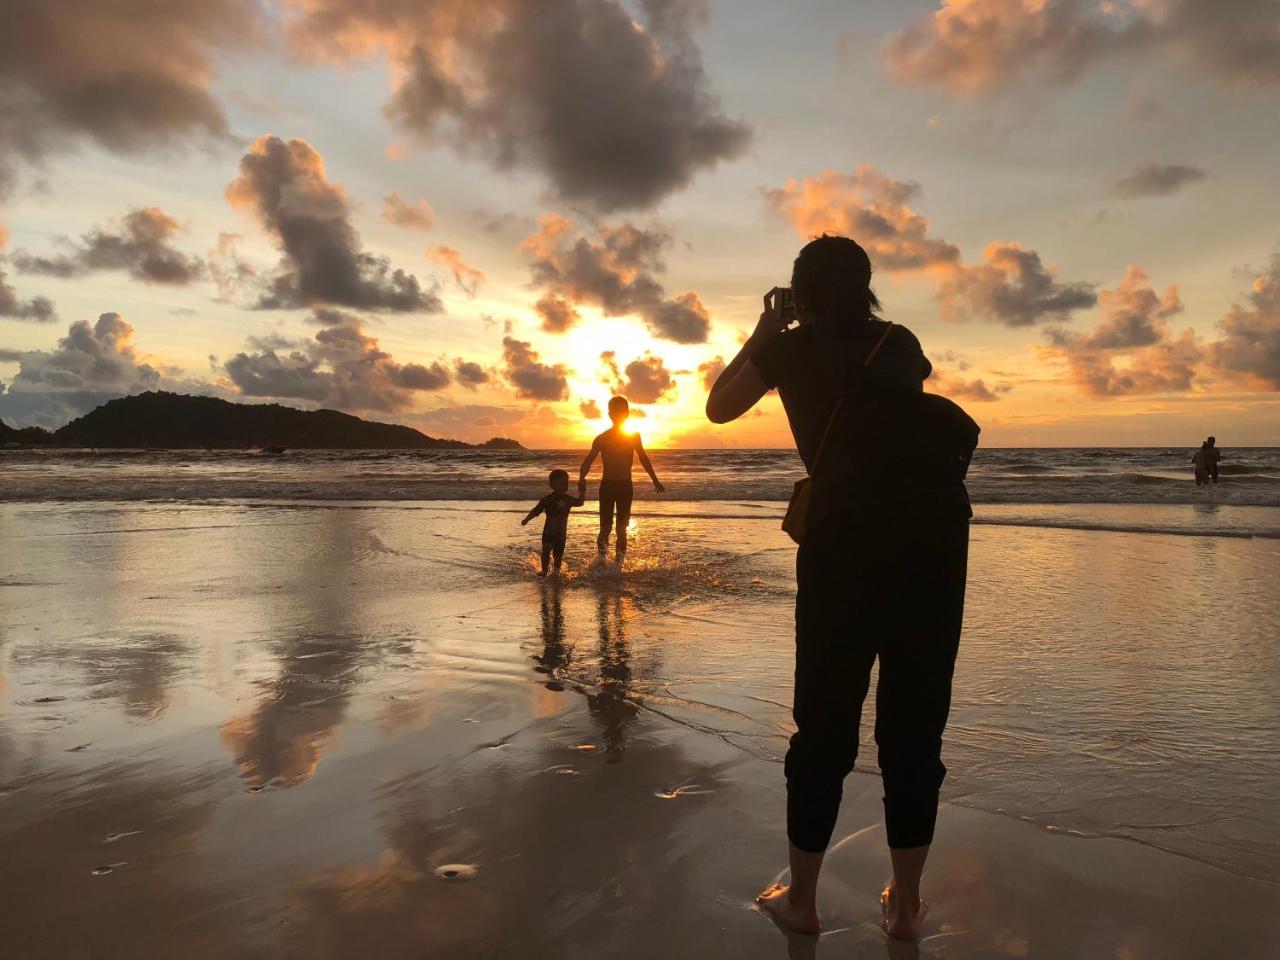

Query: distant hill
2;392;523;450
0;420;53;446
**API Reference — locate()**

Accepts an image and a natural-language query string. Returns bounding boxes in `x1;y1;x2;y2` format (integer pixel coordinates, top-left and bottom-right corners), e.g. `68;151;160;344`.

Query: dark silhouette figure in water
706;235;979;942
522;469;584;575
535;583;570;691
578;396;665;564
588;592;638;757
1193;436;1222;485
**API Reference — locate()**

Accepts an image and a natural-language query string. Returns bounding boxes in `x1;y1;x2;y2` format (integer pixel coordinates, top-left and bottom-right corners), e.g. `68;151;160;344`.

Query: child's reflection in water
535;583;570;691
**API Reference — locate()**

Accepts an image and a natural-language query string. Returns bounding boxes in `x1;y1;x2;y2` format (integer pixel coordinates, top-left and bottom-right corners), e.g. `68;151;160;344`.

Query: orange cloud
521;214;711;343
1042;266;1202;397
766;166;1095;327
427;244;484;297
763;166;960;271
882;0;1280;98
382;191;435;231
1211;254;1280;390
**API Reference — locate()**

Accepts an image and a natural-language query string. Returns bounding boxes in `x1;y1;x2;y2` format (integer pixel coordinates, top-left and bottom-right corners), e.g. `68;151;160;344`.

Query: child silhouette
522;469;584;576
577;397;664;564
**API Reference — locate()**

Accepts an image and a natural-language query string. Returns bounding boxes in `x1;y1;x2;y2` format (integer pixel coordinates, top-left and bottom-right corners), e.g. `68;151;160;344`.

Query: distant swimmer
1192;437;1221;486
1191;444;1211;486
1204;436;1221;483
522;469;584;576
578;396;665;565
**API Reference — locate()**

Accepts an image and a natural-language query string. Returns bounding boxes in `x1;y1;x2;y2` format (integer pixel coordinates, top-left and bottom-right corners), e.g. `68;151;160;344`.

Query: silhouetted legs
539;536;565;575
761;513;968;939
596;480;634;562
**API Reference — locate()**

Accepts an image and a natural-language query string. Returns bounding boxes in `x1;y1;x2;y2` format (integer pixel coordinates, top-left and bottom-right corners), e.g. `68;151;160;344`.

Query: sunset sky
2;0;1278;447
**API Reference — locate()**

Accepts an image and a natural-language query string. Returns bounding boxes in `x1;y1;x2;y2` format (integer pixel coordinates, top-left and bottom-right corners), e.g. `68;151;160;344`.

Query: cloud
600;350;676;404
763;166;961;271
427;245;484;297
452;358;490;389
697;356;725;390
501;336;570;401
14;207;205;284
535;295;581;334
882;0;1280;98
0;0;261;195
928;372;1009;402
1110;163;1208;199
225;313;451;410
4;313;161;394
0;267;54;322
765;165;1093;326
409;403;525;436
1210;254;1280;389
1076;265;1183;348
579;398;602;419
207;232;257;302
940;242;1097;327
521;214;710;343
1044;266;1202;397
1;225;55;322
382;192;435;231
226;136;440;312
280;0;749;211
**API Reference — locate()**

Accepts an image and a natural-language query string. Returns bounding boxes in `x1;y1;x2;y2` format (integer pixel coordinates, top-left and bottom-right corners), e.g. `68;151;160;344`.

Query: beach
2;472;1278;958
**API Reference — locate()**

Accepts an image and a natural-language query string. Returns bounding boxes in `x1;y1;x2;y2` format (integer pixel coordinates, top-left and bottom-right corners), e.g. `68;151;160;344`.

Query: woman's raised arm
706;288;788;424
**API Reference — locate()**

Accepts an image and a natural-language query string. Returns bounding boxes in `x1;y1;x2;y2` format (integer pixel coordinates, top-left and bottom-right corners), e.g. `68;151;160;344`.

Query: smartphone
778;287;797;322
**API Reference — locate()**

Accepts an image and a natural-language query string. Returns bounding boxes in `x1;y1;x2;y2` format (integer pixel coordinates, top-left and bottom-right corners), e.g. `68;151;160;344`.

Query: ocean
4;446;1279;538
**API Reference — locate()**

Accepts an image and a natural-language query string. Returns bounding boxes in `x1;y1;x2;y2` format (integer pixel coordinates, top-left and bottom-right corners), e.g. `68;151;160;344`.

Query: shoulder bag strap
809;322;894;476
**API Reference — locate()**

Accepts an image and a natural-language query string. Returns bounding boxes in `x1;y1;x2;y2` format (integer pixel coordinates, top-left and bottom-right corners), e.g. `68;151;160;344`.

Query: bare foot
755;883;820;935
880;884;928;941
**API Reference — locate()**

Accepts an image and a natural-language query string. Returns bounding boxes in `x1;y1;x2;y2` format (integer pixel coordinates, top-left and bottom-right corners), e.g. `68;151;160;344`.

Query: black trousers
785;510;969;852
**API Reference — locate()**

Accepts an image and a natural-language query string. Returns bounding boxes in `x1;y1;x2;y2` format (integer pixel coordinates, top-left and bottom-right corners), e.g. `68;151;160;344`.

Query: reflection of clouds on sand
219;510;385;790
219;637;357;790
534;581;571;692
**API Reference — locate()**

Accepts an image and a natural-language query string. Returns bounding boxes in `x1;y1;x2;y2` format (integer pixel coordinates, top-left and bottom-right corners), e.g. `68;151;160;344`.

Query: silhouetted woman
706;236;977;941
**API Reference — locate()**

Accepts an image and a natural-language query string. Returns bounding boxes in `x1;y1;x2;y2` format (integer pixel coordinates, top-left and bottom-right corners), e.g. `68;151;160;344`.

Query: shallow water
2;498;1278;901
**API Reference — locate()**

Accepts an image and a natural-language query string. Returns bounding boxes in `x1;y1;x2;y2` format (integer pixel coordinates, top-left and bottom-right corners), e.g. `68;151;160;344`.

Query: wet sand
1;501;1278;959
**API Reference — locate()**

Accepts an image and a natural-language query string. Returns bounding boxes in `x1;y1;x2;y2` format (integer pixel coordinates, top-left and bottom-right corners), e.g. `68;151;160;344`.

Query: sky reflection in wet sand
1;501;1278;958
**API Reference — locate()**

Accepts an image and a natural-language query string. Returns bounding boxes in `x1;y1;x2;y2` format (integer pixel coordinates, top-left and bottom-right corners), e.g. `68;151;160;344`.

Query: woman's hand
752;287;791;341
